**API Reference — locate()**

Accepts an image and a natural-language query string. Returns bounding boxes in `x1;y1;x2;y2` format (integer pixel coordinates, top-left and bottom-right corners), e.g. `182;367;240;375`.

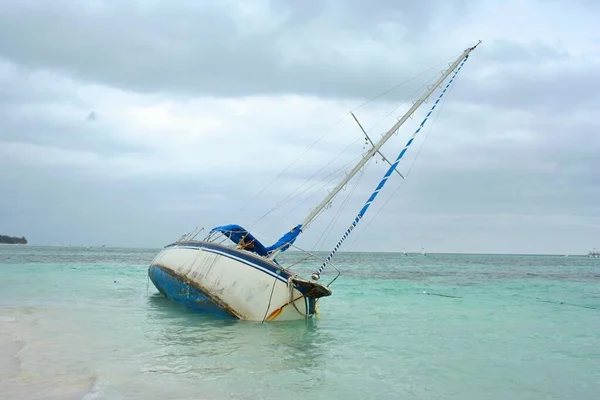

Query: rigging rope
358;69;445;140
346;69;460;250
267;141;361;211
239;116;346;214
244;51;463;227
248;151;363;227
311;54;473;281
286;154;363;215
349;50;465;112
252;69;443;230
312;156;373;252
261;277;278;323
290;68;444;230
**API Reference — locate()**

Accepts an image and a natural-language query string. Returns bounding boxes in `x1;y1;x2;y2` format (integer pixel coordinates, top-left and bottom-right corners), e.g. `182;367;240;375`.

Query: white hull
148;241;330;322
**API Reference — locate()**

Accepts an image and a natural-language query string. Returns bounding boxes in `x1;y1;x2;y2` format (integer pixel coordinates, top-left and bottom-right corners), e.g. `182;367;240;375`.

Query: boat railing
201;230;235;246
276;243;342;288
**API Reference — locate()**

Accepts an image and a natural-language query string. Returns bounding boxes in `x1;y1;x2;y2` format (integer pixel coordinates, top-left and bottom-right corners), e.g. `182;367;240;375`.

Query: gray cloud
0;0;476;99
454;56;600;114
0;0;598;255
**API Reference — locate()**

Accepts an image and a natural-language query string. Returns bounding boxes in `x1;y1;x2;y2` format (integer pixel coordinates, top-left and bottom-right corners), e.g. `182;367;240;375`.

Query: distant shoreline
0;243;592;257
0;235;28;245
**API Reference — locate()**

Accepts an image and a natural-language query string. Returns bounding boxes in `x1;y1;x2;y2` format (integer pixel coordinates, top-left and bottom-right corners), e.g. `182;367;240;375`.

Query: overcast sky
1;0;598;254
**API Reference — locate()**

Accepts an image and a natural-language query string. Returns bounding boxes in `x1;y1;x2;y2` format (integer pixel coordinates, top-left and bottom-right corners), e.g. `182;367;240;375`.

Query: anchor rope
311;54;472;280
423;290;462;298
421;290;598;311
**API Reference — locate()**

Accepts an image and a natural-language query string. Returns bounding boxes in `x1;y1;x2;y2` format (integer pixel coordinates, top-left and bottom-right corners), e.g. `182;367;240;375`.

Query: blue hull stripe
201;247;288;284
163;241;316;296
201;245;314;295
166;241;292;281
148;264;239;319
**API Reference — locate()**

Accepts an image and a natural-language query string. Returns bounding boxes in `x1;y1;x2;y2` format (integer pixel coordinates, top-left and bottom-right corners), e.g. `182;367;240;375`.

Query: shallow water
1;246;599;399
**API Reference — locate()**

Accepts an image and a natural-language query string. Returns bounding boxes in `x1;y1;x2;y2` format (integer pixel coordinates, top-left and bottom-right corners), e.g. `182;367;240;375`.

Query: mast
308;42;480;280
299;43;480;232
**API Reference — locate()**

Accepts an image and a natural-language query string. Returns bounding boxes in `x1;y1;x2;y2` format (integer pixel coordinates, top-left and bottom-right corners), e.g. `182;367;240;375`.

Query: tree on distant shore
0;235;28;244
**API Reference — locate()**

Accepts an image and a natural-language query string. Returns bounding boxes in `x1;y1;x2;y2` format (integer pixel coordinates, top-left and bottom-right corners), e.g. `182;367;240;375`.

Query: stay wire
349;50;465;112
346;70;457;250
285;154;364;216
240;115;347;214
266;66;444;228
248;139;363;227
290;71;441;229
312;156;373;251
404;62;461;178
245;50;462;220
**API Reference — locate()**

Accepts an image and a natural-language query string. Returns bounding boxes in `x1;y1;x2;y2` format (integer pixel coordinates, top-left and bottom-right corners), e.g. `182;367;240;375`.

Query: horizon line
1;243;594;257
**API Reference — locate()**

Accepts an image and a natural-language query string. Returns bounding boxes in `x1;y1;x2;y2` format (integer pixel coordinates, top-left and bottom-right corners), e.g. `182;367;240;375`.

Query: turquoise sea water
1;245;599;399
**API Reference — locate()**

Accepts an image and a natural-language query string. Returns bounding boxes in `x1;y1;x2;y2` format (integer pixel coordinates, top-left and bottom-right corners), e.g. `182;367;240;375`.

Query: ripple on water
1;248;599;399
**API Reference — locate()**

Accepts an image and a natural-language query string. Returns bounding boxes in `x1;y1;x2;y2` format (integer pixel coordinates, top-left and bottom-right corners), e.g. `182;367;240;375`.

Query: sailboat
147;42;481;321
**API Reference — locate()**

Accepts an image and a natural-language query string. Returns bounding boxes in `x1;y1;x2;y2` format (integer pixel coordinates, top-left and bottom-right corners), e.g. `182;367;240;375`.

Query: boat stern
291;276;332;299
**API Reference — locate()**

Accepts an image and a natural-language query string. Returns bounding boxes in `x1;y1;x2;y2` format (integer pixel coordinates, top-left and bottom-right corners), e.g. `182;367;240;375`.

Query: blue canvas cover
210;223;303;257
265;224;302;253
210;224;269;256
